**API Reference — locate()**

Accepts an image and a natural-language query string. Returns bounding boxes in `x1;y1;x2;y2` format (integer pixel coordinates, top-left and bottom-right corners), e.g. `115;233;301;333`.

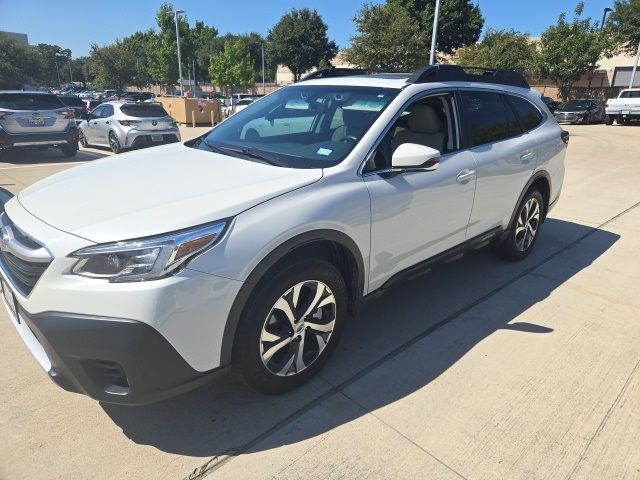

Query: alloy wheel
515;197;541;251
109;133;120;153
259;280;336;377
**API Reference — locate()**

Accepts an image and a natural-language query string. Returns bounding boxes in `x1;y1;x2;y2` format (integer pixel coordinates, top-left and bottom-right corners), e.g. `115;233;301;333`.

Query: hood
18;143;323;243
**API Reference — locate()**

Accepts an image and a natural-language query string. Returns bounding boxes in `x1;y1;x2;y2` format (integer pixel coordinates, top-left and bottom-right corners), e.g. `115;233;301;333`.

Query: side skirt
364;227;504;300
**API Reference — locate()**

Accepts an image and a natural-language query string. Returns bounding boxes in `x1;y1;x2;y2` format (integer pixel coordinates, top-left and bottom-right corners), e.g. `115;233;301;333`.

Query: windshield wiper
203;140;282;166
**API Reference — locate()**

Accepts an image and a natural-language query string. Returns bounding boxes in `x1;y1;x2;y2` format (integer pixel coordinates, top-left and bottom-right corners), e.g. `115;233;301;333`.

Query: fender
503;170;552;239
219;229;365;365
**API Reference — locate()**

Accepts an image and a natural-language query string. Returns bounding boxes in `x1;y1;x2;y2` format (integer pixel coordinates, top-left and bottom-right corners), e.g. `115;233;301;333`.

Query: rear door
460;90;538;238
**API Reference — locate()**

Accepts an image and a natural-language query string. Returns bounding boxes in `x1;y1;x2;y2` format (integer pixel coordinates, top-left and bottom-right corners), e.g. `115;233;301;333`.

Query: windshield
195;85;398;168
560;100;592;111
59;96;85;107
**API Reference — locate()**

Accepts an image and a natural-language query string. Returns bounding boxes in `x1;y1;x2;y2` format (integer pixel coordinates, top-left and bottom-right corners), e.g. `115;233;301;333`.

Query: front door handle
456;169;476;184
520;152;535;162
105;121;110;124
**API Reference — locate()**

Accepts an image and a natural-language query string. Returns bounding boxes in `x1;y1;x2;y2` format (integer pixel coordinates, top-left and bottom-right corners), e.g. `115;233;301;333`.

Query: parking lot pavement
0;124;639;480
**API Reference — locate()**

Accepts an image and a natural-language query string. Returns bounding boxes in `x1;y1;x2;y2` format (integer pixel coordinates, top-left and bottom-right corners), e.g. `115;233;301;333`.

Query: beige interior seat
391;104;446;152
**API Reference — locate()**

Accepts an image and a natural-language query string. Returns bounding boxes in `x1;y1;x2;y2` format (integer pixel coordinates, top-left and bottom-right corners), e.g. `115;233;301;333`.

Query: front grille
0;213;51;296
0;250;49;295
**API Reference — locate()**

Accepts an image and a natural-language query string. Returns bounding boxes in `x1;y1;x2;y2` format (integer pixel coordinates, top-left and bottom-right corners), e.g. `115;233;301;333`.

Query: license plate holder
151;134;163;142
0;277;18;321
29;118;46;127
622;110;631;115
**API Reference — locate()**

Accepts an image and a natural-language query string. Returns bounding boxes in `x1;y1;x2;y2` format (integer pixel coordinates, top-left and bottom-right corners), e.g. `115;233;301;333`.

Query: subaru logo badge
152;120;158;126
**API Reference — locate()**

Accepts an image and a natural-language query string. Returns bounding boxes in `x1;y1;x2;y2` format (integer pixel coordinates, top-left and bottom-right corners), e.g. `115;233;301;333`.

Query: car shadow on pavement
101;219;619;463
0;147;107;165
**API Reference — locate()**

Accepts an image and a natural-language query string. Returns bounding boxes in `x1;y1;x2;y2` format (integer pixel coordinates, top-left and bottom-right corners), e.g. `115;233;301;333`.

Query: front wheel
605;115;614;125
493;189;544;261
234;259;348;394
79;129;89;147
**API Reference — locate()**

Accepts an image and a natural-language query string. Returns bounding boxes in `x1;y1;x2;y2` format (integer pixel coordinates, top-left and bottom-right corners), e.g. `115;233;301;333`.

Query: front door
363;92;477;291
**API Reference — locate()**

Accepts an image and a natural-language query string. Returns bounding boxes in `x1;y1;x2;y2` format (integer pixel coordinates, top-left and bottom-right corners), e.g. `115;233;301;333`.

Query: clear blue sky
0;0;614;58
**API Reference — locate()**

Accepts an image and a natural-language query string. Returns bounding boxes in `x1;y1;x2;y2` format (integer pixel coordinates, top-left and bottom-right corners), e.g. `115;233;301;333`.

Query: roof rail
299;67;379;82
406;65;530;89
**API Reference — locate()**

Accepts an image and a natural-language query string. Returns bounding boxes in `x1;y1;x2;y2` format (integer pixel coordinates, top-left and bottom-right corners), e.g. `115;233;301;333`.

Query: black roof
299;64;529;89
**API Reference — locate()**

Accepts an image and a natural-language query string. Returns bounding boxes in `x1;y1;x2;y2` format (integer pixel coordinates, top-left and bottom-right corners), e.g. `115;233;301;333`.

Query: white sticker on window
316;147;333;156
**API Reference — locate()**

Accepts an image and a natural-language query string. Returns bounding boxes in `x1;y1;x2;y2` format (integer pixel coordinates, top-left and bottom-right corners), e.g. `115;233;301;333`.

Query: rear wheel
493;188;544;261
108;132;122;154
61;142;78;157
234;259;348;393
605;115;614;125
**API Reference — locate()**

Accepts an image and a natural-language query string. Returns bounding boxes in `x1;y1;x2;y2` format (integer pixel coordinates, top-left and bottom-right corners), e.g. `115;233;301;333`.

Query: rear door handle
456;169;476;184
520;152;535;162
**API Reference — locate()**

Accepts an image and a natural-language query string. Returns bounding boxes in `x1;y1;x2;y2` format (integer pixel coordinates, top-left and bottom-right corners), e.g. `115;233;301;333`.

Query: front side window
364;92;458;173
461;91;514;147
195;85;399;168
507;95;543;132
102;105;114;118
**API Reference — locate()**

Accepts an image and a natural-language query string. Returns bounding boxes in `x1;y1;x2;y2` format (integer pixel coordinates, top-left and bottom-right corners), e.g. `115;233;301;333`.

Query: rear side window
620;90;640;98
507;95;543;132
0;93;64;111
461;91;513;146
120;104;168;117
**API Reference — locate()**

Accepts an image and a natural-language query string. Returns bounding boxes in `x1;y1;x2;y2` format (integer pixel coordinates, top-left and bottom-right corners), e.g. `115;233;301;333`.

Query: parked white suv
0;65;566;404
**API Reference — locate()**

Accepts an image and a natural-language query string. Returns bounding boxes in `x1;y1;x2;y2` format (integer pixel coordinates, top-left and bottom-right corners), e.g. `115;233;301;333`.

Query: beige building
276;51;355;85
0;31;29;46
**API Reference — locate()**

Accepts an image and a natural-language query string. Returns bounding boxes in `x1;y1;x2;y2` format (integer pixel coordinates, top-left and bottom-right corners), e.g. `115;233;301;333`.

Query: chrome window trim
358;87;461;176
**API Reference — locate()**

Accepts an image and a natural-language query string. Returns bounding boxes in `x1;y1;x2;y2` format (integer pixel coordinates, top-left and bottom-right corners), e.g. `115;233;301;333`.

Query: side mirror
391;143;440;172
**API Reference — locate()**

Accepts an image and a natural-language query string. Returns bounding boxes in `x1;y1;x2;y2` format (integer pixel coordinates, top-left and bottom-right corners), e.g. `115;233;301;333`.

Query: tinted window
461;91;512;146
0;93;64;111
59;96;85;107
507;95;543;132
102;105;114;117
620;90;640;98
90;106;105;117
120;104;168;118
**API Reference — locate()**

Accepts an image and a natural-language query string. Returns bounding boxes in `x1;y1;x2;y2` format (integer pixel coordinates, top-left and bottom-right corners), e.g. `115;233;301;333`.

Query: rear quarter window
507;95;543;132
120;104;169;117
0;93;64;110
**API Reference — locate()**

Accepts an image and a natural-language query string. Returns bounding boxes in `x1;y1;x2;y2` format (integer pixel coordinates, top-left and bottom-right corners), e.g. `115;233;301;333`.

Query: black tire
493;188;544;261
605;115;614;125
108;132;122;154
61;142;78;157
234;259;348;394
79;129;89;148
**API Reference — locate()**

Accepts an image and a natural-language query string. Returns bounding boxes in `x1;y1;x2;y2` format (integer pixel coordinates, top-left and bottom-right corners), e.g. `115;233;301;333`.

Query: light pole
174;9;185;96
429;0;442;65
261;43;265;95
629;39;640;89
600;7;612;30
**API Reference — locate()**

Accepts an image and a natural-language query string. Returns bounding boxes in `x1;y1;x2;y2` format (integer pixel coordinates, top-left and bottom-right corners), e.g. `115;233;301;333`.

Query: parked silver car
0;91;79;157
78;102;180;153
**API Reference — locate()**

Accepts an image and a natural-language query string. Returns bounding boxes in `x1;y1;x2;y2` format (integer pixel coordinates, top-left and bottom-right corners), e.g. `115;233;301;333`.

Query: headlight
69;221;227;282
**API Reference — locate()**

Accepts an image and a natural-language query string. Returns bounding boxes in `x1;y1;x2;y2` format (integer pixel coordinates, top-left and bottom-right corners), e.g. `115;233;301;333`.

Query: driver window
364;93;458;173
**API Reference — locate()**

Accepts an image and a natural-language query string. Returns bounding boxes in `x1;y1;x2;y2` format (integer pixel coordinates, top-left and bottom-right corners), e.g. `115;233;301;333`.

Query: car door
363;91;478;291
461;90;538;239
94;104;114;145
83;105;105;143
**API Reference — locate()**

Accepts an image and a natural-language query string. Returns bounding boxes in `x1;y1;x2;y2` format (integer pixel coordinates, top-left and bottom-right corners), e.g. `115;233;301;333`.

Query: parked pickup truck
605;88;640;125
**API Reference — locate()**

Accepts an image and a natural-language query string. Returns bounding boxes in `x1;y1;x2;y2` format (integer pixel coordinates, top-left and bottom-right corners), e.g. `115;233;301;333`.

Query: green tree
33;43;72;86
389;0;484;57
88;41;136;90
191;20;218;84
121;30;155;88
267;8;338;82
453;29;539;75
69;57;91;87
607;0;640;55
0;38;41;89
208;39;254;94
344;2;427;70
538;3;615;99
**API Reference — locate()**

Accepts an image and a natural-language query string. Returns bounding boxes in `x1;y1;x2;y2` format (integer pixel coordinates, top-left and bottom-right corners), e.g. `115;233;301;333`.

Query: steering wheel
340;135;358;143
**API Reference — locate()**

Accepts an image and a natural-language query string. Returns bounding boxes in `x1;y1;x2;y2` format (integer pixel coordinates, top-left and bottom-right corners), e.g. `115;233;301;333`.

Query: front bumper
4;304;226;405
554;113;584;124
0;124;78;148
124;128;180;148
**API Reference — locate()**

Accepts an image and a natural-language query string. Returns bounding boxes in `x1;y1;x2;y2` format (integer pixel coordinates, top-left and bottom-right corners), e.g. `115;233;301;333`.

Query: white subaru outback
0;65;566;404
